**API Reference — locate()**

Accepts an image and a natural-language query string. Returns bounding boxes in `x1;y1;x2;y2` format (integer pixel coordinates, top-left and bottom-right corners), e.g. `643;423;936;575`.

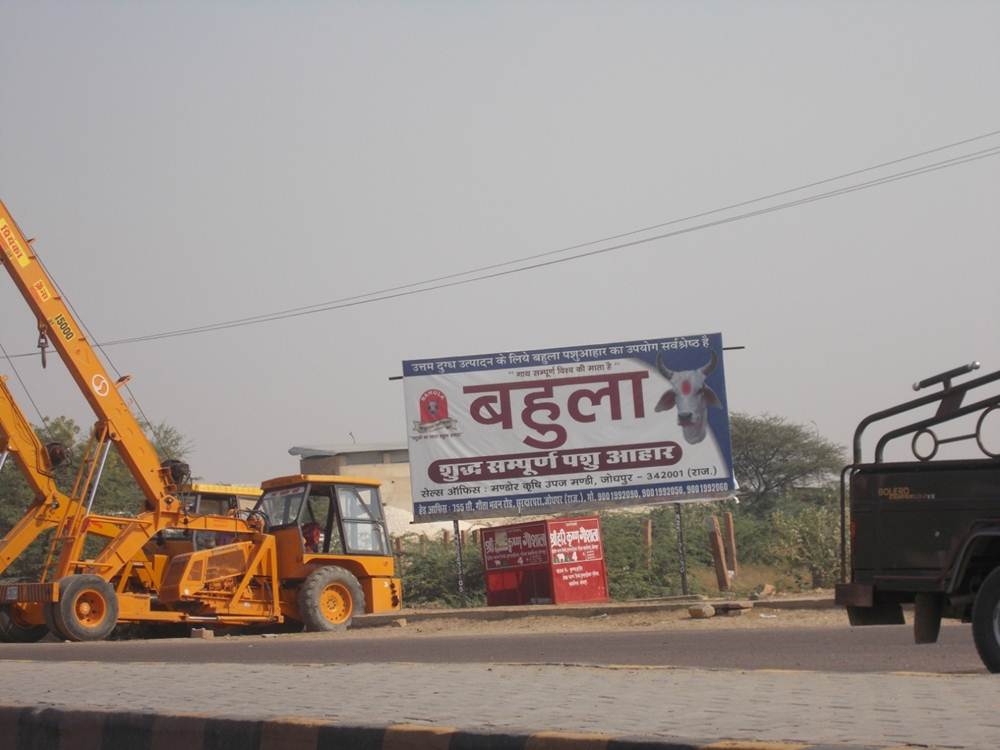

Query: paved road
0;622;984;673
1;660;996;748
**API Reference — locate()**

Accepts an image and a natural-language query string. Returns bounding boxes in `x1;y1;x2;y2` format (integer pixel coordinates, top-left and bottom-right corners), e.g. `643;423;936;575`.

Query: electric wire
0;338;47;425
4;132;1000;359
84;141;1000;347
72;125;1000;343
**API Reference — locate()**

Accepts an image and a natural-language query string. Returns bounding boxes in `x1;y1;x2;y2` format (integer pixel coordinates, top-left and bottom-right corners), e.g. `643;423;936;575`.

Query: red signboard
481;515;608;606
548;517;608;602
481;522;549;570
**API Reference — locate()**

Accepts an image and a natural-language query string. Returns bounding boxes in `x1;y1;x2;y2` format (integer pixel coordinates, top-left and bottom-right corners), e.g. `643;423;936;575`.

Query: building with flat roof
288;443;411;514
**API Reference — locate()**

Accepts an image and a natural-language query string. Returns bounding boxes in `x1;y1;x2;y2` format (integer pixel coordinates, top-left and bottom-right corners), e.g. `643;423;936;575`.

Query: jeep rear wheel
298;567;365;632
971;567;1000;672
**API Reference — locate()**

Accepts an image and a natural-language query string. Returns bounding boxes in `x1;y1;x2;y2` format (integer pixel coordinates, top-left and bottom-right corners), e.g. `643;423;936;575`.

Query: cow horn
701;351;718;376
656;353;675;380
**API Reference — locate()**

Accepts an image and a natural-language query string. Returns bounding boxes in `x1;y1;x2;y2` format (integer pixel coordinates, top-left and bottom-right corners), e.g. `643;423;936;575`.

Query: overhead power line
4;129;1000;358
99;141;1000;346
0;339;46;424
97;127;1000;343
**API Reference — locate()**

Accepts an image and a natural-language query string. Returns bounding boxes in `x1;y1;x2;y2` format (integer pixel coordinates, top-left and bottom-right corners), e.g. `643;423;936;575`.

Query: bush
398;538;485;607
771;494;841;588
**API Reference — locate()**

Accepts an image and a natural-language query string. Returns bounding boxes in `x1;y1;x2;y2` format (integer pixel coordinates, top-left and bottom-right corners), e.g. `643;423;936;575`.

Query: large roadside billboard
402;332;735;522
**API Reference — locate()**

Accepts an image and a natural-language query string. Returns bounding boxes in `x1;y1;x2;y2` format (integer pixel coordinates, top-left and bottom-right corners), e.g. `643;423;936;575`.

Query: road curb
353;595;836;628
0;705;898;750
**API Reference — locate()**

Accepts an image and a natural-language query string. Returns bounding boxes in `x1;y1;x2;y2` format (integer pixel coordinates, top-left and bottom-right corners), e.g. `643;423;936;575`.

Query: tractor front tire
50;575;119;642
298;567;365;632
972;567;1000;673
0;605;47;643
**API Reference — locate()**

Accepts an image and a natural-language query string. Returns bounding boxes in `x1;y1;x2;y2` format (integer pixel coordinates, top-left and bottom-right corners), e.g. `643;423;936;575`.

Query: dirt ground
288;599;861;642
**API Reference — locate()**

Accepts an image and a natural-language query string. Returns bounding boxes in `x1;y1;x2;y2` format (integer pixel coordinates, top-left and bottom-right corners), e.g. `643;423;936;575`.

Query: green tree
731;412;845;516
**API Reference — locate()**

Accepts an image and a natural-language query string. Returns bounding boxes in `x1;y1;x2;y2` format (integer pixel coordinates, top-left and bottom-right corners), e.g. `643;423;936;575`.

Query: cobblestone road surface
1;660;997;748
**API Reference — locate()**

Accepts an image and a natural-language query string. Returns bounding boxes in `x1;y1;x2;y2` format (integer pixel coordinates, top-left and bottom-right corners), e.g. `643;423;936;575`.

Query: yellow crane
0;200;400;640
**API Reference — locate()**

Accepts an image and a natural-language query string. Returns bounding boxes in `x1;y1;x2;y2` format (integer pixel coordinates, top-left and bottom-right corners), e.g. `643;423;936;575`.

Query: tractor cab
256;475;400;623
182;484;263;550
151;484;263;554
182;483;263;517
256;475;391;559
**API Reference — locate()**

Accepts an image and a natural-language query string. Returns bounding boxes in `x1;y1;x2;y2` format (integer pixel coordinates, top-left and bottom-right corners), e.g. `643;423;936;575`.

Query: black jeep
835;362;1000;671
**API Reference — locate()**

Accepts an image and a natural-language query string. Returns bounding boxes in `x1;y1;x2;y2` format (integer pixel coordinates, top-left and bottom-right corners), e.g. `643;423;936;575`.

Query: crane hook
37;328;48;369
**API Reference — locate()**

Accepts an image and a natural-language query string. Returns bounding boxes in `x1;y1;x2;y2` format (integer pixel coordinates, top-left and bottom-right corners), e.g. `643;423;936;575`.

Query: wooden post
643;518;653;570
460;529;468;547
722;512;738;577
674;504;689;596
453;519;465;601
442;529;451;548
707;515;731;591
393;536;403;555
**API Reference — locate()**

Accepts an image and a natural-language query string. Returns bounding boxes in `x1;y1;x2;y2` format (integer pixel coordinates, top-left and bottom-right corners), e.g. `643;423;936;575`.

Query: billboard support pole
674;504;689;596
453;519;466;601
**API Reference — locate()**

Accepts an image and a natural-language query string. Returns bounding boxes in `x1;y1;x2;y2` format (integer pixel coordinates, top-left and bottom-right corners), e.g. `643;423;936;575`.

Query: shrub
398;538;485;607
771;496;841;589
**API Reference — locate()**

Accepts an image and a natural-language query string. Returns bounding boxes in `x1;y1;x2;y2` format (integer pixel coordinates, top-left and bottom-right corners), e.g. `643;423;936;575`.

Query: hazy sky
1;2;998;490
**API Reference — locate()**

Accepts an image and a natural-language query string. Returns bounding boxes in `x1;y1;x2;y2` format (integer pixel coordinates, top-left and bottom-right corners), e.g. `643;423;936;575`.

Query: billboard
402;332;735;522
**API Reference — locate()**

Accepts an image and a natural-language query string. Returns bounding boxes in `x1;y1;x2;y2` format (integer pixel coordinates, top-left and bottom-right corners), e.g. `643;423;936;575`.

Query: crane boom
0;201;176;513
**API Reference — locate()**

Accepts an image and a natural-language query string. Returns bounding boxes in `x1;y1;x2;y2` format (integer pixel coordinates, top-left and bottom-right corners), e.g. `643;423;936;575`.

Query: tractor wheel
972;567;1000;673
49;575;119;642
0;604;47;643
297;566;365;632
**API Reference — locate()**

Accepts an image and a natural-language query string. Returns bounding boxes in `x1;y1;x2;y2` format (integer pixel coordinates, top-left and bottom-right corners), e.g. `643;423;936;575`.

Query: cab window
258;486;307;528
336;485;389;555
299;487;342;554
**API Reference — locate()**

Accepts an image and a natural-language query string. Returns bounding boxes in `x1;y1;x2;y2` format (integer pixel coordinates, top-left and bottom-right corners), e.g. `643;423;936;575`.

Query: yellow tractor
158;475;400;631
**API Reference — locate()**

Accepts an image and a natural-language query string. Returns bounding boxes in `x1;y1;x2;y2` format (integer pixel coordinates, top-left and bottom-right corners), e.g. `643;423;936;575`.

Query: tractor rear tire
972;566;1000;673
0;605;47;643
49;575;119;642
298;566;365;632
